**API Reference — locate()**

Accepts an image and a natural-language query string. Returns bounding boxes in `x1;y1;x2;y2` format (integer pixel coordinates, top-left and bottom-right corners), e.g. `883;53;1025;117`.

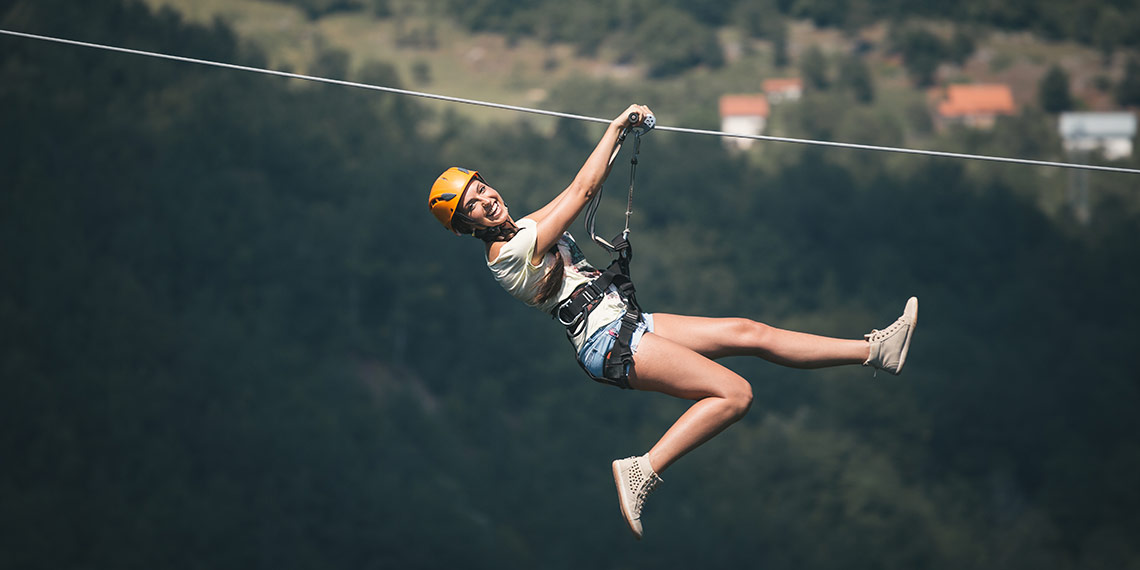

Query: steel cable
3;28;1138;175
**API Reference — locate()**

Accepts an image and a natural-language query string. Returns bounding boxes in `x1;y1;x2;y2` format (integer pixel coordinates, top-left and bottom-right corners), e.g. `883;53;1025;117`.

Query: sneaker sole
612;460;643;540
895;297;918;375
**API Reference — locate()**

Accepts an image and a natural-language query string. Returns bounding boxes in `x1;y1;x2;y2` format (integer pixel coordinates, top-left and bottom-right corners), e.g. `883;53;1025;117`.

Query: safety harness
552;112;653;389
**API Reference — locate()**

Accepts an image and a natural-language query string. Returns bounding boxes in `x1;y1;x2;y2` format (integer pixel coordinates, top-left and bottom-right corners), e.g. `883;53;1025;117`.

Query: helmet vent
429;192;457;207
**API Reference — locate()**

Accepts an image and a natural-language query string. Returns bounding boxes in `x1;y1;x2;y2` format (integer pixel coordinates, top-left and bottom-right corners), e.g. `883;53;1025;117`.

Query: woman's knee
726;318;774;351
719;376;754;420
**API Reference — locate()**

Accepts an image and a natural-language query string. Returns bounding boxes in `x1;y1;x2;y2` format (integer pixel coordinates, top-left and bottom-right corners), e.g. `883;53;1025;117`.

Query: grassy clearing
145;0;653;128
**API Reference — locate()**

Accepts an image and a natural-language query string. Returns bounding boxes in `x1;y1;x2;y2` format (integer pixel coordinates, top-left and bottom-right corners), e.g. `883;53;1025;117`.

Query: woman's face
458;178;510;227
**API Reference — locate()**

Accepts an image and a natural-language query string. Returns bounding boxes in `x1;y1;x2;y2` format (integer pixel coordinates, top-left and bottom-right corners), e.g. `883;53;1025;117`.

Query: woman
427;104;918;540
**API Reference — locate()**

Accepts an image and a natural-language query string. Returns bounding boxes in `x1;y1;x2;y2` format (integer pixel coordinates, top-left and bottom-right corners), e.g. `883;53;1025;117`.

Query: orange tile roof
938;84;1015;117
762;78;803;93
719;94;770;117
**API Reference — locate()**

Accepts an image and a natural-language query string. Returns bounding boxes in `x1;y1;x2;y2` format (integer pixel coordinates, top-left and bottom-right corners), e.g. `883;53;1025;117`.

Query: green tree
948;28;976;65
1093;7;1126;61
838;54;874;103
772;20;790;68
800;46;829;90
733;0;781;39
635;7;724;78
790;0;850;28
267;0;365;19
1038;64;1073;113
891;25;945;87
794;91;848;138
1117;56;1140;106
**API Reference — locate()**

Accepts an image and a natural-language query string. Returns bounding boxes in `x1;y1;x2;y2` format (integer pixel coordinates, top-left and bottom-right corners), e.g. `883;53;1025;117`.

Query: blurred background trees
3;0;1140;568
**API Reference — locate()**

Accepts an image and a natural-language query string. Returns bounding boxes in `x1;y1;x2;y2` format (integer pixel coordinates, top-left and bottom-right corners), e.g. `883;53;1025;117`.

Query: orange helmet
428;167;480;232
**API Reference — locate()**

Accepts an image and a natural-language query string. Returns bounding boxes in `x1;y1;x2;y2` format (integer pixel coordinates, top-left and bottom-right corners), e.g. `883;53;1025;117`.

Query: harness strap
551;261;627;332
601;236;641;389
554;236;641;389
602;306;642;386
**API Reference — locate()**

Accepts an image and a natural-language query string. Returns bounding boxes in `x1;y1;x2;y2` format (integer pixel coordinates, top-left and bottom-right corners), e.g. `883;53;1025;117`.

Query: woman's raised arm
525;104;651;263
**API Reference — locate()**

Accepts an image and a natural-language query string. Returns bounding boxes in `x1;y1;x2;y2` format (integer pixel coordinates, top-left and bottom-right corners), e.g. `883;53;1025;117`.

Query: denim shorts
576;312;655;379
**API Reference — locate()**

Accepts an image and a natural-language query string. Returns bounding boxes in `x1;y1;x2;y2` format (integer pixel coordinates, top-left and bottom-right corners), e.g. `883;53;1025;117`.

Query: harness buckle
555;282;604;328
556;305;584;328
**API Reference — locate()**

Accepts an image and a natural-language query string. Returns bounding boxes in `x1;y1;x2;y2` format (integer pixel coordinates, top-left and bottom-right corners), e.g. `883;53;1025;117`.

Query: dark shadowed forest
3;1;1140;568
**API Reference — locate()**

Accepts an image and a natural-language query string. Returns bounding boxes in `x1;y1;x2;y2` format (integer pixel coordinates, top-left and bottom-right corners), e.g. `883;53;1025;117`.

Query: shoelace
863;316;908;377
864;315;907;343
634;474;662;516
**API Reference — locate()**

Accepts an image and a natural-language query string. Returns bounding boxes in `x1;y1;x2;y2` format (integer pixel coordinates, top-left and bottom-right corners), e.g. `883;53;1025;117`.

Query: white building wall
1059;112;1137;160
720;116;767;150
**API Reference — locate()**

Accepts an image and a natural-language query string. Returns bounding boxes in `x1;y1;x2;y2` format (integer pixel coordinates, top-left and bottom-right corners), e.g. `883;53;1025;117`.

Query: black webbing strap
601;306;641;388
555;234;641;389
600;235;639;388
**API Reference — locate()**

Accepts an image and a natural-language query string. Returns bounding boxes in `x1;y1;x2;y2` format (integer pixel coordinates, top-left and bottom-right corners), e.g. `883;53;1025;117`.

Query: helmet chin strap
473;221;518;243
455;212;518;243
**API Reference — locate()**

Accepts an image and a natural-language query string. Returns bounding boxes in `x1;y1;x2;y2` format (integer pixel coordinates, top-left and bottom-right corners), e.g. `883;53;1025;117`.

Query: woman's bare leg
628;332;754;474
627;316;865;474
651;313;869;367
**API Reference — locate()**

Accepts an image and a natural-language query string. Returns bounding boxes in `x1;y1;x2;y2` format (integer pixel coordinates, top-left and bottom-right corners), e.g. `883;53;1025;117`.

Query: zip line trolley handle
617;112;655;143
627;112;655;137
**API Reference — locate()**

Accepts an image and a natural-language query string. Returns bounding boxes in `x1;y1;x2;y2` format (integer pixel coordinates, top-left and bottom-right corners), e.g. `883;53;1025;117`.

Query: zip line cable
3;28;1140;176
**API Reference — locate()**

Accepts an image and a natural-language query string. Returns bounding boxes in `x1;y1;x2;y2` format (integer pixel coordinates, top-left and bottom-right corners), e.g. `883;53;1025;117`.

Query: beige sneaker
864;297;918;376
611;455;662;540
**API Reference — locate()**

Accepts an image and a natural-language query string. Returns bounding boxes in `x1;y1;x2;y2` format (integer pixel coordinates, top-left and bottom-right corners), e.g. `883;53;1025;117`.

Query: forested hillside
3;1;1140;569
266;0;1140;78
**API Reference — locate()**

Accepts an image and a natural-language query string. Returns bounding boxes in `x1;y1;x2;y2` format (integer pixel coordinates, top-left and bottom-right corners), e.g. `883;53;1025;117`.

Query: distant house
936;84;1015;129
1058;112;1137;160
762;78;803;103
719;94;770;151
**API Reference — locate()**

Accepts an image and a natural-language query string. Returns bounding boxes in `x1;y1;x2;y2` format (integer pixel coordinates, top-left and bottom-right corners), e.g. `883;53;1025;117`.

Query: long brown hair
533;248;565;305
